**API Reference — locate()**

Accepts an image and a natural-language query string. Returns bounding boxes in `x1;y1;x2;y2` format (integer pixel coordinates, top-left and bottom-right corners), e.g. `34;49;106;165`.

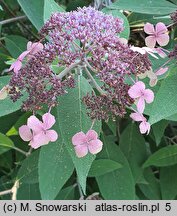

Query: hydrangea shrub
0;0;177;200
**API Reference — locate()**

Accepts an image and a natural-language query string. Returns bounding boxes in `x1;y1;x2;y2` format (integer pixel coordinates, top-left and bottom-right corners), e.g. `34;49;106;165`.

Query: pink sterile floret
128;81;154;114
19;113;58;149
144;22;169;48
72;130;103;158
27;41;44;59
130;112;150;134
9;41;43;74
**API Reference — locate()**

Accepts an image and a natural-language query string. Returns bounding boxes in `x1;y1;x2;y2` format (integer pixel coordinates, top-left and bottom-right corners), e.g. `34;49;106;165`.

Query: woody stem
84;66;105;95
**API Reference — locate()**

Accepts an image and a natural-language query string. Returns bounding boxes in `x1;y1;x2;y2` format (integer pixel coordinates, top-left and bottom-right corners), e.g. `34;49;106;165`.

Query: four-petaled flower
130;112;151;134
144;22;169;48
128;81;154;113
19;113;58;149
72;130;103;158
9;41;43;74
9;51;29;74
138;67;168;87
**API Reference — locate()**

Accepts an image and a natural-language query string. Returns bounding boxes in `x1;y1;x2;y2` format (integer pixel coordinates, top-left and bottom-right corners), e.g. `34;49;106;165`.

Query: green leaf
18;0;65;30
18;0;44;30
102;8;130;39
171;0;177;5
96;135;135;199
44;0;65;23
149;75;177;125
160;164;177;200
143;145;177;168
0;133;14;155
165;113;177;121
120;123;147;183
152;120;169;146
17;183;41;200
17;150;39;184
128;12;171;26
0;76;23;117
111;0;177;15
88;159;122;177
0;110;22;134
55;185;76;200
5;35;28;58
39;136;74;200
57;75;101;194
138;168;161;199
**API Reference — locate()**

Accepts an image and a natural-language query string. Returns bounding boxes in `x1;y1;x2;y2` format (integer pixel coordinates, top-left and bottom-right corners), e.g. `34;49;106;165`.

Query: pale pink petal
144;23;155;34
156;34;169;47
0;86;8;100
9;61;22;74
138;72;148;79
27;41;32;50
147;71;158;86
147;70;157;80
72;132;87;146
30;132;50;149
19;125;33;141
130;46;146;54
137;97;145;114
130;112;145;122
155;22;168;34
145;36;156;48
86;130;98;141
155;48;167;58
42;113;56;129
30;42;44;54
119;38;128;45
143;89;154;103
46;129;58;142
88;139;103;155
139;121;151;134
128;81;145;99
9;63;15;71
149;78;158;87
155;67;168;76
18;50;30;61
142;47;158;59
74;145;88;158
27;115;43;133
13;61;22;74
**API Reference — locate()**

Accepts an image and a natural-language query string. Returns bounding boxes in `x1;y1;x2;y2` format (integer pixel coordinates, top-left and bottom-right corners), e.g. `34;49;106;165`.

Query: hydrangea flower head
128;81;154;113
9;7;151;120
72;130;103;158
19;113;58;149
144;22;169;48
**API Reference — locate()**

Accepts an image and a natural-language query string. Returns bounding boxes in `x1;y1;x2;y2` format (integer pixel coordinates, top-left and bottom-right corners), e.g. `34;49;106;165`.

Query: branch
57;61;81;79
0;180;19;200
84;59;98;73
11;180;19;200
84;66;105;95
0;0;39;39
0;15;26;25
12;146;29;156
0;189;12;197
